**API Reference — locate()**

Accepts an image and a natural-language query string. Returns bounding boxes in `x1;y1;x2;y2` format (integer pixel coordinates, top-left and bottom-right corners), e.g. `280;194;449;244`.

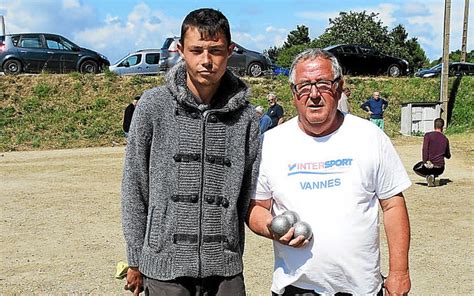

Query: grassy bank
1;72;473;151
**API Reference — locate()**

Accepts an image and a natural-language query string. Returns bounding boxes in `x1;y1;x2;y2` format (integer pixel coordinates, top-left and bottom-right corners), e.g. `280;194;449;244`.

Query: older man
247;48;411;296
361;91;389;130
122;8;260;295
266;93;284;129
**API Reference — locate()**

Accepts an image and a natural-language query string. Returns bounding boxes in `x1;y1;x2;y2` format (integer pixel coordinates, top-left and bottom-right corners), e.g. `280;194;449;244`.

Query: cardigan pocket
147;205;169;252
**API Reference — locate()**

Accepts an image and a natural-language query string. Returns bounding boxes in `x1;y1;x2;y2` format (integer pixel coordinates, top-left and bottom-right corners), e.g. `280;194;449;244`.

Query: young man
122;8;260;295
247;49;411;295
361;91;388;130
122;96;140;138
266;93;284;129
337;87;351;113
413;118;451;187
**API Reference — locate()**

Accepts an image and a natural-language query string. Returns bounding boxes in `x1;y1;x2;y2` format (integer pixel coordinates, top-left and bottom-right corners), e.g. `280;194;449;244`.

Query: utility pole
440;0;451;125
460;0;470;62
0;16;5;36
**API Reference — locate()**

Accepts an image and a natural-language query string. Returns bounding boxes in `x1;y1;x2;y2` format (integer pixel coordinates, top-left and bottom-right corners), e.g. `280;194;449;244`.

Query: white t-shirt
254;114;411;295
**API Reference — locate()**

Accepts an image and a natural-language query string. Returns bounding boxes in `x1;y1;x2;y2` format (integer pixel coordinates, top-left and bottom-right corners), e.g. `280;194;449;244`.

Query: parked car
0;33;110;75
228;43;273;77
158;36;272;77
324;44;409;77
158;36;181;74
415;62;474;78
109;49;160;75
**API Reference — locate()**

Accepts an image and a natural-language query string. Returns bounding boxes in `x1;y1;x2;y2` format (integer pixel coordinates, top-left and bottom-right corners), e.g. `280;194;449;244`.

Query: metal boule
293;221;313;240
270;215;292;236
282;210;300;226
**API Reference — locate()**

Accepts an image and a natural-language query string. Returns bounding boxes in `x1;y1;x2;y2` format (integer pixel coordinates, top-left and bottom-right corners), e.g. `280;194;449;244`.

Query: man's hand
126;267;144;296
266;221;311;248
384;270;411;296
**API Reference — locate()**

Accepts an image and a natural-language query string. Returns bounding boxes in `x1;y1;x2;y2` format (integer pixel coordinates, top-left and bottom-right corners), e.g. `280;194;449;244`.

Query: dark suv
0;33;110;75
158;37;272;77
325;44;409;77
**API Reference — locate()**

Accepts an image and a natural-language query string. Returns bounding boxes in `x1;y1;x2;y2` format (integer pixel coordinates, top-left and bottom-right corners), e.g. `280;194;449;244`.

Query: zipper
197;109;211;277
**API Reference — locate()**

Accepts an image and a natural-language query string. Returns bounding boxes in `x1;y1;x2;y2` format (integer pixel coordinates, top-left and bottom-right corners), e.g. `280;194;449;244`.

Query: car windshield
430;64;442;70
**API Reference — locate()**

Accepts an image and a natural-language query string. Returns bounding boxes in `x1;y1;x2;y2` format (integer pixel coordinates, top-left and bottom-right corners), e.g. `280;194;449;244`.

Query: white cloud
402;1;473;59
62;0;80;9
265;26;287;34
401;2;429;15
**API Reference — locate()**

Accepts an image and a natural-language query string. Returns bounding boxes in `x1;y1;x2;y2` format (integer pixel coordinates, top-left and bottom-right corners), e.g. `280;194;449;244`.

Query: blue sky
1;0;472;64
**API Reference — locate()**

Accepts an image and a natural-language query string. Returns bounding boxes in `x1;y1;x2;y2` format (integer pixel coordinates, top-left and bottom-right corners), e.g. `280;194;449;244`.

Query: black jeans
413;161;444;177
272;285;384;296
143;273;245;296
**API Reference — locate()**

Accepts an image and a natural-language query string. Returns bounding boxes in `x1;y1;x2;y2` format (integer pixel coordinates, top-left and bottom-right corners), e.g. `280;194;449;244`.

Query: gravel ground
1;134;473;295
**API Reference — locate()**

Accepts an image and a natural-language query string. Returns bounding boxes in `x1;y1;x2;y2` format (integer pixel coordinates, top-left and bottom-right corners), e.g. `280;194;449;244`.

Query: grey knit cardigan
121;61;261;280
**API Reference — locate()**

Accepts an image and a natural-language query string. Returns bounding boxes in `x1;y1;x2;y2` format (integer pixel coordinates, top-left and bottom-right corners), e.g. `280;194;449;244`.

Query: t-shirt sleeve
375;133;411;200
276;105;284;118
253;140;273;201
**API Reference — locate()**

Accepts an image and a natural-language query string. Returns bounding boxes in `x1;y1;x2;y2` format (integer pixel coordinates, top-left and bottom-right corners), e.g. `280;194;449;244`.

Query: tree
313;12;428;72
404;37;429;71
264;25;311;66
263;46;281;63
275;44;308;69
388;24;428;71
283;25;311;48
430;50;474;66
315;11;390;51
266;11;430;72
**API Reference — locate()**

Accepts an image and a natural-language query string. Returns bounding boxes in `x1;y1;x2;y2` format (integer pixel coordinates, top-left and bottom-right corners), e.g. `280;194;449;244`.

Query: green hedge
0;72;472;151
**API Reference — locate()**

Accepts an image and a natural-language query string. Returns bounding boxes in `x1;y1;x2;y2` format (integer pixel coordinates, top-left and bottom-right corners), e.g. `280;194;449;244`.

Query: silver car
158;37;181;74
158;37;272;77
109;49;160;75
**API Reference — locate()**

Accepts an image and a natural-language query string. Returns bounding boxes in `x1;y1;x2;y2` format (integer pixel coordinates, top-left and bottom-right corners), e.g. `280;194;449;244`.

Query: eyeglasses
291;78;340;97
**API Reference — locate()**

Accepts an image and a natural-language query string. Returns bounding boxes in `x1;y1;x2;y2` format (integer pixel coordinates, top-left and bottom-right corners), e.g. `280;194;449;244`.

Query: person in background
122;8;260;295
255;105;272;134
413;118;451;187
122;96;140;138
247;48;411;296
360;91;388;130
337;87;351;113
266;93;284;129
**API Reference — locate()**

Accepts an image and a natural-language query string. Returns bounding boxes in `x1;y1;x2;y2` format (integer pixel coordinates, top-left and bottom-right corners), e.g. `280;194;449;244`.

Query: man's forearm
382;196;410;272
247;201;273;240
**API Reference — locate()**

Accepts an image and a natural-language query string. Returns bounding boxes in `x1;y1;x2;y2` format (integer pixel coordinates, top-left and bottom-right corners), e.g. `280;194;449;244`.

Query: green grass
0;74;472;151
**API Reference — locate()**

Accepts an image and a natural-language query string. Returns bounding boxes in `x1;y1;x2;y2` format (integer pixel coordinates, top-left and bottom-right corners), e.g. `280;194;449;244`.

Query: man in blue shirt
361;91;388;130
256;105;272;134
266;93;284;129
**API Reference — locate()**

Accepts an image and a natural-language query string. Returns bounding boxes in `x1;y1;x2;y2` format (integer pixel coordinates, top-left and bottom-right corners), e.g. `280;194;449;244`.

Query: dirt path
1;135;473;295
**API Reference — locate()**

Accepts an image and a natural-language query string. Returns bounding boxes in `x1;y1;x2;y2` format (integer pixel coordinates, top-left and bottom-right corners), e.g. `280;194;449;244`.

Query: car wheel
3;59;22;75
80;60;99;74
388;64;401;77
247;62;263;77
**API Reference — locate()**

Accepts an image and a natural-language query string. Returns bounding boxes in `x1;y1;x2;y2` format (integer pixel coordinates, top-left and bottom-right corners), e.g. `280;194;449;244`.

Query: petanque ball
293;221;313;240
282;210;300;226
270;215;292;236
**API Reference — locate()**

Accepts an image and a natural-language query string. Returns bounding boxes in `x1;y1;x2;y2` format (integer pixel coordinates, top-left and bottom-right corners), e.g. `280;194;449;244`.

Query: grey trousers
143;273;246;296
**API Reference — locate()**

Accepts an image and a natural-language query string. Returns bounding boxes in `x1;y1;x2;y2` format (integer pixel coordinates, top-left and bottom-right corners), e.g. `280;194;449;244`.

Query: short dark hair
180;8;231;47
434;118;444;129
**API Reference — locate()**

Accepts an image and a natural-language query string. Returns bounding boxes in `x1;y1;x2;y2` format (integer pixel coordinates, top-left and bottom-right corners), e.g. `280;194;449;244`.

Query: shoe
427;175;435;187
